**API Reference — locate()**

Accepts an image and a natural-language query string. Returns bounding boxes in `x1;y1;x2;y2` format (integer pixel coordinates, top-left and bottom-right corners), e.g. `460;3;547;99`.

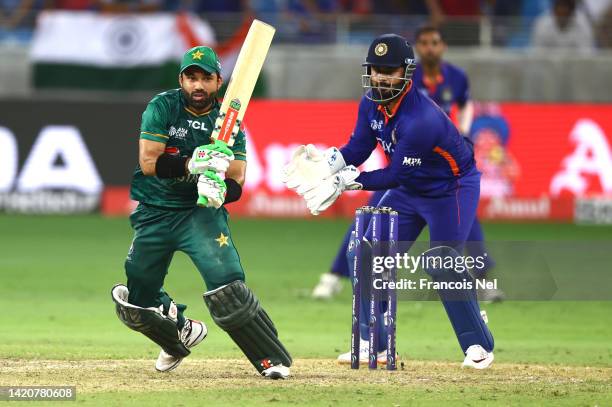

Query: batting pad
203;280;292;373
111;284;190;358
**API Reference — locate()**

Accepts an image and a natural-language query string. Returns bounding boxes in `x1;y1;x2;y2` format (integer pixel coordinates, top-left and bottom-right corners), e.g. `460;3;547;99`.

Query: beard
182;88;216;111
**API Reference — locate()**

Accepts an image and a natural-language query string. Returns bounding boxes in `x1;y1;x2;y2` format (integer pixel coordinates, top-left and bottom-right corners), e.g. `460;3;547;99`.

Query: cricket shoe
337;339;397;366
155;318;207;372
261;363;290;380
461;345;494;369
312;272;343;299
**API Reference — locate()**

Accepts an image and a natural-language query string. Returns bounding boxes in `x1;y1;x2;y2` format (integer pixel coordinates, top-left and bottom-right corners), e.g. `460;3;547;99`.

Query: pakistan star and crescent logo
192;50;204;60
215;232;229;247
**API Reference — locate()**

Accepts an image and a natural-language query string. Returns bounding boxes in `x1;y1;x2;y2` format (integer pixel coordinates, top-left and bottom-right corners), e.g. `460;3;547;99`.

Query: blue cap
363;34;415;68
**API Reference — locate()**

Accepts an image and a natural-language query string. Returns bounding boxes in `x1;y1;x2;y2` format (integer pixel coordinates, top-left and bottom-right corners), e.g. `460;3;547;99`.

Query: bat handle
197;195;209;207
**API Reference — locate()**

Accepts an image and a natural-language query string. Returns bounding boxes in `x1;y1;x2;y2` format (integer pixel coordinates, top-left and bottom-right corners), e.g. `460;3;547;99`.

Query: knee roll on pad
203;280;292;373
111;284;189;358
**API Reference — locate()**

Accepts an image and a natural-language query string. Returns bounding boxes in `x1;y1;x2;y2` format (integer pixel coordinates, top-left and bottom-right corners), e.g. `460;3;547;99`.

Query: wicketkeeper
284;34;494;369
111;46;292;379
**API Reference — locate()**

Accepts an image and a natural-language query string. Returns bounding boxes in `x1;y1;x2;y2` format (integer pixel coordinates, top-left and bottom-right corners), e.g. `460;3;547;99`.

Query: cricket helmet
362;34;417;104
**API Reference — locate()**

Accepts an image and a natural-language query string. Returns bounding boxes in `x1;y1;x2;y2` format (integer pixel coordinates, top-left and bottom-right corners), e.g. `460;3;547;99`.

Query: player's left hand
197;170;227;209
303;166;362;215
189;139;235;175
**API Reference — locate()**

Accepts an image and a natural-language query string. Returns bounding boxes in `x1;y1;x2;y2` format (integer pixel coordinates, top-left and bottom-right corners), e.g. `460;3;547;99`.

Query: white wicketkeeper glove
188;139;235;174
303;166;362;215
282;144;347;195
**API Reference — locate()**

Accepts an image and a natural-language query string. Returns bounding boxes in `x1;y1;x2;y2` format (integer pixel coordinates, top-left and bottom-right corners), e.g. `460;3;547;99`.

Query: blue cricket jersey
412;62;470;116
340;84;477;197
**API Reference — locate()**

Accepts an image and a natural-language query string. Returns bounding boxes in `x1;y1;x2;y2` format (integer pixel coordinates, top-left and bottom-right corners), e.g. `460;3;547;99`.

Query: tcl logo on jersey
402;157;422;166
370;120;383;131
186;120;209;131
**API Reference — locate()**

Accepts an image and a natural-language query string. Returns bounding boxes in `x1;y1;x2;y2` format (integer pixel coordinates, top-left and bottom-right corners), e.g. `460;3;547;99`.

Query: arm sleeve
140;99;169;144
355;120;436;191
230;128;247;161
339;98;378;167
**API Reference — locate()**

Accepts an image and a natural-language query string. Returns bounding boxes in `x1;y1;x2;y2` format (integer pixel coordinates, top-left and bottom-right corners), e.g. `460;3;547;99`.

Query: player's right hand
282;144;346;195
189;139;235;175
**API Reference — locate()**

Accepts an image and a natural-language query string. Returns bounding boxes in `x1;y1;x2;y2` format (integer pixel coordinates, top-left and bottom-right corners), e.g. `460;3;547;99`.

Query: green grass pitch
0;215;610;405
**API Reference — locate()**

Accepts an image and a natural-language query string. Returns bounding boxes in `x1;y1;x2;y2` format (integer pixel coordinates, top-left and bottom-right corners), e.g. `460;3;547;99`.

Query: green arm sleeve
140;100;169;144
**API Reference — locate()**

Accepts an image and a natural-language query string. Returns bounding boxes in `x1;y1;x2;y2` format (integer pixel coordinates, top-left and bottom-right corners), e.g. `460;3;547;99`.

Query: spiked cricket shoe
312;272;343;299
262;364;290;380
461;345;494;369
155;318;207;372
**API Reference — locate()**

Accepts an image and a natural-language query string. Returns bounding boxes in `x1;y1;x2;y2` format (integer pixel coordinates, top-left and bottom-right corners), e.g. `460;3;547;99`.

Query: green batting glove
197;170;227;208
189;139;235;175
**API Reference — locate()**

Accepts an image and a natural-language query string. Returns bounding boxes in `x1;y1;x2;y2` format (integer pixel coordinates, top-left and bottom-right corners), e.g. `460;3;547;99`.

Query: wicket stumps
350;206;371;369
351;206;398;371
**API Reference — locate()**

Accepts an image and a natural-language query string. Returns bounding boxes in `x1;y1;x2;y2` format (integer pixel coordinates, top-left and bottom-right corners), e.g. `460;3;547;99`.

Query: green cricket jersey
130;89;247;208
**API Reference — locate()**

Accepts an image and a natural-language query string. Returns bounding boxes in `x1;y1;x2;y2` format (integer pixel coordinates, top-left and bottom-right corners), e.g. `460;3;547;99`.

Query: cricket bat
211;19;275;147
198;19;275;207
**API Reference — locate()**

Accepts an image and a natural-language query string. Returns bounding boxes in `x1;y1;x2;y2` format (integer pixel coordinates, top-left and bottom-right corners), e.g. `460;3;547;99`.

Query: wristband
155;153;188;178
224;178;243;204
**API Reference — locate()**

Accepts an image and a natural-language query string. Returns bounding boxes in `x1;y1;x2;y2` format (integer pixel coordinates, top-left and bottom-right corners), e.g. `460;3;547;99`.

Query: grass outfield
0;215;611;405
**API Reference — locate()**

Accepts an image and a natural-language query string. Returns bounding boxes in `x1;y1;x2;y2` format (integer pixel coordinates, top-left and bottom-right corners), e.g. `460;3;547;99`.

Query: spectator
531;0;594;51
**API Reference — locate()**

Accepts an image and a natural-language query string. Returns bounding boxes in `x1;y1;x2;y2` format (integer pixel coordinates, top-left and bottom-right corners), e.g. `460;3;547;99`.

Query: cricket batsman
284;34;494;369
111;46;292;379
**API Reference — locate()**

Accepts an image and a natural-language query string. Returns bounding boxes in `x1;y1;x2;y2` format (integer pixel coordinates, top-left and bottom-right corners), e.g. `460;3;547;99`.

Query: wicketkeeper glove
282;144;347;195
189;139;235;175
197;170;227;209
303;166;362;215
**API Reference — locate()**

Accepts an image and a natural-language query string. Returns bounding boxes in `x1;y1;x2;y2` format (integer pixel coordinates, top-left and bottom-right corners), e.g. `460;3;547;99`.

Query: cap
180;46;222;75
363;34;415;68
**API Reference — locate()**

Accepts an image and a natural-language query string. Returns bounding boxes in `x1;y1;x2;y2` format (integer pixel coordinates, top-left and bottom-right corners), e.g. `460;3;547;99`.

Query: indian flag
30;11;217;91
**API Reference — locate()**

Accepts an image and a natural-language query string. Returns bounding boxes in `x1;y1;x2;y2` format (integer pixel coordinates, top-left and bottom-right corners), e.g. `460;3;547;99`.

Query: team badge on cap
191;49;204;60
374;43;388;56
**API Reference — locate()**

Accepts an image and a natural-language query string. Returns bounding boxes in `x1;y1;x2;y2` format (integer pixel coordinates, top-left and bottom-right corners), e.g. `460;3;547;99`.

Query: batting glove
189;139;235;175
196;170;227;209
